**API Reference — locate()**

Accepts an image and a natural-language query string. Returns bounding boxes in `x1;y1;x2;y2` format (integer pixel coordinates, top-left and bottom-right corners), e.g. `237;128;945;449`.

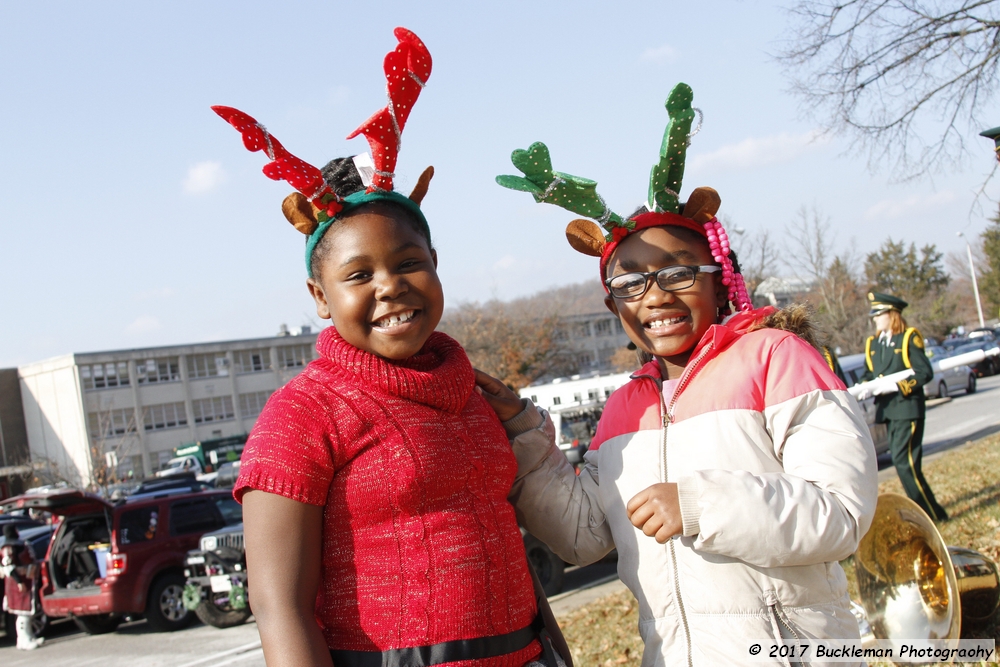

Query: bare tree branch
777;0;1000;180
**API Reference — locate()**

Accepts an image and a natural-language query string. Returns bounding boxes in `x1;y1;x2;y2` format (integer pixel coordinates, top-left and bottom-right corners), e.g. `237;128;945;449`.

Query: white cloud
493;255;516;270
640;44;678;64
863;191;957;220
183;161;226;194
689;130;831;173
126;316;162;335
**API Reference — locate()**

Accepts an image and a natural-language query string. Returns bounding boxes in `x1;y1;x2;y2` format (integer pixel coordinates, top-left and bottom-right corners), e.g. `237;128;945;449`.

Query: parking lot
1;376;997;666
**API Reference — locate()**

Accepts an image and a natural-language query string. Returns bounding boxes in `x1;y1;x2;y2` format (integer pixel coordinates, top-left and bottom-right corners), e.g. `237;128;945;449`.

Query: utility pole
957;232;986;329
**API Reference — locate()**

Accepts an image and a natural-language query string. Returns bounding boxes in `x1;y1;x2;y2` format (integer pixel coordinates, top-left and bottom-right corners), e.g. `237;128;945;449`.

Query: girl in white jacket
477;84;879;667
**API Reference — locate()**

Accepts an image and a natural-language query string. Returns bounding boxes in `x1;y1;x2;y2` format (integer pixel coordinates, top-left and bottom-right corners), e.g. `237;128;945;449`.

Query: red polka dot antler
346;27;432;193
210;105;344;218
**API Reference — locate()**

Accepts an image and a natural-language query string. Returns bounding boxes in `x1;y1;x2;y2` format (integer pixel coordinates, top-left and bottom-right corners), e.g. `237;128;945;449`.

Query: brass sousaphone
853;493;1000;648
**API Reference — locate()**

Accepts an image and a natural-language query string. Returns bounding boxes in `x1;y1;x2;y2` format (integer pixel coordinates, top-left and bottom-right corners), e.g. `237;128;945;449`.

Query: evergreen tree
979;210;1000;317
865;238;954;338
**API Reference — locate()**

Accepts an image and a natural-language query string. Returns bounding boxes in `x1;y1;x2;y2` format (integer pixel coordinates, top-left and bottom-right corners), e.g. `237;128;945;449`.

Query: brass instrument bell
854;494;999;646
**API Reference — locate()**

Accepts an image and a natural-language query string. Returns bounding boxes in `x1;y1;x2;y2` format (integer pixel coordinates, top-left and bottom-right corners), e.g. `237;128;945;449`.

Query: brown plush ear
282;192;319;235
565;219;606;257
409;166;434;205
681;187;721;223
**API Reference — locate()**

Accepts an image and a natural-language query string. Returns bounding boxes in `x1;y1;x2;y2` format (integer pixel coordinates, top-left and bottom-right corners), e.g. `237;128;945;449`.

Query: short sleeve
233;384;337;506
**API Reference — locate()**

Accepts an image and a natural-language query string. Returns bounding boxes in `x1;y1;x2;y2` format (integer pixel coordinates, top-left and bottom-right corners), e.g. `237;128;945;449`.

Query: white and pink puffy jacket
509;310;878;667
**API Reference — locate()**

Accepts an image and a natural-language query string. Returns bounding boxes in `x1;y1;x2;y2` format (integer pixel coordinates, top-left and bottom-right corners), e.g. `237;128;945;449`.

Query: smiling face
306;204;444;360
604;226;727;379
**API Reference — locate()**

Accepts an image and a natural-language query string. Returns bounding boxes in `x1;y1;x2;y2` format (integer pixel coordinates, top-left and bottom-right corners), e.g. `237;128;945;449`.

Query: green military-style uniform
860;292;948;521
820;345;847;387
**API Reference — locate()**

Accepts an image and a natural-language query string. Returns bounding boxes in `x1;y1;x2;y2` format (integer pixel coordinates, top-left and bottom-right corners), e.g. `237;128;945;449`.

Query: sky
2;1;998;367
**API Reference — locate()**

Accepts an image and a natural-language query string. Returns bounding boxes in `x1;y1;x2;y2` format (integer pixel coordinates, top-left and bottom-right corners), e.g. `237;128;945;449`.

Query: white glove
873;381;899;396
854;387;871;401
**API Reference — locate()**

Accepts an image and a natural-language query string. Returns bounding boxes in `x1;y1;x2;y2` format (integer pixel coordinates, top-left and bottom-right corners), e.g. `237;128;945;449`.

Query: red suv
1;487;242;634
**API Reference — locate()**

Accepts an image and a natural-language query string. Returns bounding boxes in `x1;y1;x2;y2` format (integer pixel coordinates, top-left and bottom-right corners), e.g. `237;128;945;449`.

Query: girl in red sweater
217;29;561;667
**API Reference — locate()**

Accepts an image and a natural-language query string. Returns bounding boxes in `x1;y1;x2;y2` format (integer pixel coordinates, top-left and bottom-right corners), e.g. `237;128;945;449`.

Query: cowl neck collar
317;326;474;413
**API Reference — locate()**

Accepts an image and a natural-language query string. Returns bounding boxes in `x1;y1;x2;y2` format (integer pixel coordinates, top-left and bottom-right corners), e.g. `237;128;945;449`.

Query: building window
604;386;615;398
144;402;187;431
573;392;582;403
239;390;273;419
88;408;137;438
80;362;130;391
187;353;229;379
552;396;562;405
576;352;595;367
192;396;235;424
588;389;599;401
233;349;271;374
595;319;613;336
276;344;312;368
136;357;180;384
530;395;538;403
572;321;591;338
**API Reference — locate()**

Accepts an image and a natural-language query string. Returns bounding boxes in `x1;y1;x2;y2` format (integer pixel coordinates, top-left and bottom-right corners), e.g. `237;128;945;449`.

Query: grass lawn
555;432;1000;667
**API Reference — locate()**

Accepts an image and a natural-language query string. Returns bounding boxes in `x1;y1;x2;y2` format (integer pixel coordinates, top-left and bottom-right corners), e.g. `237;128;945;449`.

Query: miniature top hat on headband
868;291;908;316
496;83;752;314
212;27;434;277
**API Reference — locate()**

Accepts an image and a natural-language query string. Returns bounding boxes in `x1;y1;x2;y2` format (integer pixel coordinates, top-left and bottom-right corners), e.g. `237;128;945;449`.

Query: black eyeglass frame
604;264;722;299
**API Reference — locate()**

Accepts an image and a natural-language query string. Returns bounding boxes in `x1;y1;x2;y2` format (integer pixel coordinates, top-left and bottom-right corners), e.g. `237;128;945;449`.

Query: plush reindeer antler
648;83;698;214
346;28;432;192
496;142;626;238
211;106;344;235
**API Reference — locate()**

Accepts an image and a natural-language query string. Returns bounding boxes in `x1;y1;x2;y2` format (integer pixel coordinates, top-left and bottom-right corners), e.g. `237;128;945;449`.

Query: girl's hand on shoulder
473;369;524;422
627;483;682;543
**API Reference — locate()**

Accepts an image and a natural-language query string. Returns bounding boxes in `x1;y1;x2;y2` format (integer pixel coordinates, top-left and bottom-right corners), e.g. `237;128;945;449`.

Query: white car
922;346;977;398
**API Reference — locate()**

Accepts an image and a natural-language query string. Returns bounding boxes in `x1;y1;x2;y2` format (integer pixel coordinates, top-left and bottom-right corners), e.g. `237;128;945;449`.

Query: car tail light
107;553;127;576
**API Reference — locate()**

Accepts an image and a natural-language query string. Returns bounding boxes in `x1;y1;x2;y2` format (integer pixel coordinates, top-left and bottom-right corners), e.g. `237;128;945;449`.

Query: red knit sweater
235;327;540;666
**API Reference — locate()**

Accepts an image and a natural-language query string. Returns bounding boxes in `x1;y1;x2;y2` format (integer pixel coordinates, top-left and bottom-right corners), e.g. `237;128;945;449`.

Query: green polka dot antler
496;142;625;235
648;83;700;214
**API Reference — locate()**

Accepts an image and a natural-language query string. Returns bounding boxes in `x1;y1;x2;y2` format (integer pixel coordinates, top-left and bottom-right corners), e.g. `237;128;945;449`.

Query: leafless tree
88;407;143;493
439;302;576;391
731;227;781;295
784;207;872;351
778;0;1000;180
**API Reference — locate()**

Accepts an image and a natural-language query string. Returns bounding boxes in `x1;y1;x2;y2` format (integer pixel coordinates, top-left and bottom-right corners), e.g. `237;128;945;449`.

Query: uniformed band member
979;125;1000;163
860;292;948;521
820;345;848;386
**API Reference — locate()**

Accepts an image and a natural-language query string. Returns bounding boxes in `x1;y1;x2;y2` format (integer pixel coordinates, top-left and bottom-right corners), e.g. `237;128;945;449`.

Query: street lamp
979;126;1000;163
956;231;986;329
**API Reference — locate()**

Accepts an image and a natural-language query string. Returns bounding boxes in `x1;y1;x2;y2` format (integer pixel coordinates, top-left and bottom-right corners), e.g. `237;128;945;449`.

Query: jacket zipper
769;600;806;667
657;343;713;667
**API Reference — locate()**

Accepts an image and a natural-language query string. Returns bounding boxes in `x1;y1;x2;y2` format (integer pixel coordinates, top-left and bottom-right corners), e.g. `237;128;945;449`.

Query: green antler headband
496;82;700;241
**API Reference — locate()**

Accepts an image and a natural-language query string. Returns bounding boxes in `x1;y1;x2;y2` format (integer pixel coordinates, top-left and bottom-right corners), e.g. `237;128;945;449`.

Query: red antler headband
347;27;431;192
211;28;433;277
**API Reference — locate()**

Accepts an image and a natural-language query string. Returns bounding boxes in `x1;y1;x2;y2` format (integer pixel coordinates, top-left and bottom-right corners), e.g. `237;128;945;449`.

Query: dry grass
556;432;1000;667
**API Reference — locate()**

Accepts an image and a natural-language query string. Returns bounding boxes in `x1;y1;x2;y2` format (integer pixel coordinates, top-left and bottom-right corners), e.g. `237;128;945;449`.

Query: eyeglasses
605;265;721;299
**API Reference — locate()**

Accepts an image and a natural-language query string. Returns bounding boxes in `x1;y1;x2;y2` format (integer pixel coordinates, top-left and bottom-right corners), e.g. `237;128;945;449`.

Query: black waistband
330;616;544;667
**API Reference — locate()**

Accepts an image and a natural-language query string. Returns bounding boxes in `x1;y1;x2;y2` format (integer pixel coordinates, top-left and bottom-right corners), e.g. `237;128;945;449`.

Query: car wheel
72;613;121;635
195;598;252;629
937;381;947;399
523;534;565;596
144;573;194;632
967;374;977;394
